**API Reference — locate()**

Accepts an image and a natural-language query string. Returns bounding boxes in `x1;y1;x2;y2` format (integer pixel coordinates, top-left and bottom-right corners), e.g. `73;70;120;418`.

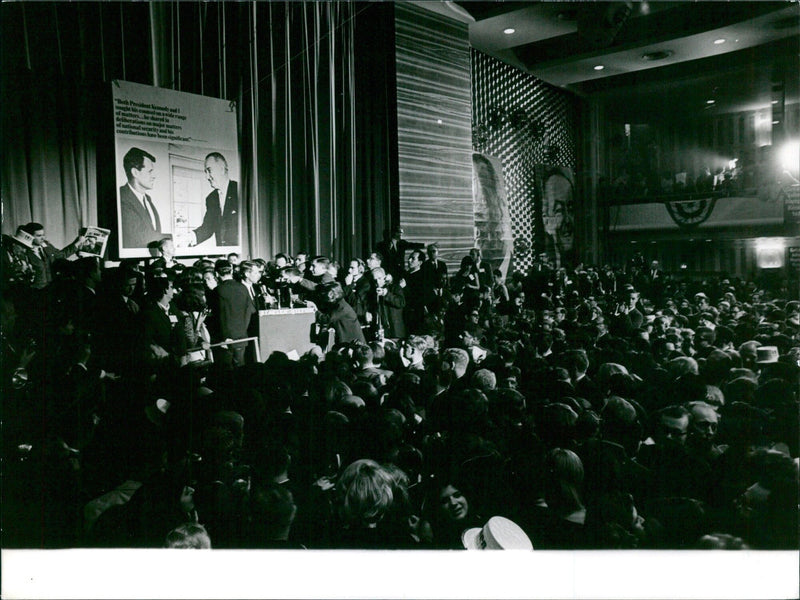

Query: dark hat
724;377;757;404
602;395;639;426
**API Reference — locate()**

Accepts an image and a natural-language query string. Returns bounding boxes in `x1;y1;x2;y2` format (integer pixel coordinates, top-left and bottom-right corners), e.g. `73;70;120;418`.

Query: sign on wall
112;80;240;259
472;153;513;277
535;165;575;269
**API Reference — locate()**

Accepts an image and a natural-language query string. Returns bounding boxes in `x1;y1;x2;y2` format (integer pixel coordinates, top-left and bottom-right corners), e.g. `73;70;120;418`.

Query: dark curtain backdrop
1;1;394;262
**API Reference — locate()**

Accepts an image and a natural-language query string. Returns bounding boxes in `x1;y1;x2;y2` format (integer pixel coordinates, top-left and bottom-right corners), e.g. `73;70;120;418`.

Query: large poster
472;153;513;277
113;80;240;259
535;165;575;269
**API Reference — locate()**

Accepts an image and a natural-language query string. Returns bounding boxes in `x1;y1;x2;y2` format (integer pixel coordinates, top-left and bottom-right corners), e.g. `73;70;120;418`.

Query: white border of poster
112;80;240;259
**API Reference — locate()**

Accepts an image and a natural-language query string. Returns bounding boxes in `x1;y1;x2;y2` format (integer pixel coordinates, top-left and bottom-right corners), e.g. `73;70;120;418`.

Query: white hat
12;228;34;249
462;516;533;550
144;398;171;427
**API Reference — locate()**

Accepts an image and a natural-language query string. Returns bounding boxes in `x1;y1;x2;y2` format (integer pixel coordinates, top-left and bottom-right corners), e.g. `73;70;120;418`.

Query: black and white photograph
1;2;798;599
78;226;111;259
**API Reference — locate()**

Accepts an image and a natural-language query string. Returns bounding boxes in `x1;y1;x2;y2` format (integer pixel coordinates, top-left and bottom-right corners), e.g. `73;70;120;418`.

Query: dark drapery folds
353;3;400;261
1;1;397;261
244;1;394;262
0;2;152;248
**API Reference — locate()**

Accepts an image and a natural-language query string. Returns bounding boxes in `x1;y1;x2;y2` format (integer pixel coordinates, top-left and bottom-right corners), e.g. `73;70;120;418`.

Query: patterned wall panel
394;3;474;270
472;51;579;274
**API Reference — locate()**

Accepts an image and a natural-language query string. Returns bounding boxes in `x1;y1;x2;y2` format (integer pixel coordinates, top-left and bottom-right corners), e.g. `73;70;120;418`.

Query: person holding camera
370;267;406;340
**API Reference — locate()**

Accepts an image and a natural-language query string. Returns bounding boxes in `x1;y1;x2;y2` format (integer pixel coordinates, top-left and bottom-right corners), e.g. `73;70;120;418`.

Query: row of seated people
1;232;798;550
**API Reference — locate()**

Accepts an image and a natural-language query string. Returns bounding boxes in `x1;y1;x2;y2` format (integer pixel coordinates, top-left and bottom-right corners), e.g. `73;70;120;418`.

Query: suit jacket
26;239;82;289
140;301;175;354
213;278;255;342
377;282;406;339
402;268;427;334
343;275;371;323
194;181;239;247
325;299;366;345
375;238;424;278
421;258;448;290
120;184;162;249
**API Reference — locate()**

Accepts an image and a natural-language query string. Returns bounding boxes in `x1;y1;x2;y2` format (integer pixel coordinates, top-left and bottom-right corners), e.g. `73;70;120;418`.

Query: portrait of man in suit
119;147;162;249
186;152;239;248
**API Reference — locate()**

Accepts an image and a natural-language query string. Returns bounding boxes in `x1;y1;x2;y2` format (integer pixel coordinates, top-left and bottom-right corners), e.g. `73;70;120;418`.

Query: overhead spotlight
713;38;726;45
503;28;515;35
706;100;715;105
594;65;605;71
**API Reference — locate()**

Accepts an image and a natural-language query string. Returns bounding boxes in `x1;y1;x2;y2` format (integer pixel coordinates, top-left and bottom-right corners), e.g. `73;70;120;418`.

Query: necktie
143;195;158;231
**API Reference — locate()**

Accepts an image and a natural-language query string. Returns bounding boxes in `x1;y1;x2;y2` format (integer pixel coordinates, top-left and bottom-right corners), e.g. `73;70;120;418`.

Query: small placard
783;185;800;228
787;247;800;272
259;307;315;316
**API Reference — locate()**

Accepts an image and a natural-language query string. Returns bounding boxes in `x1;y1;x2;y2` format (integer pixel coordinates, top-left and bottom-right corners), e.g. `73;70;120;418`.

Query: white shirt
216;180;230;216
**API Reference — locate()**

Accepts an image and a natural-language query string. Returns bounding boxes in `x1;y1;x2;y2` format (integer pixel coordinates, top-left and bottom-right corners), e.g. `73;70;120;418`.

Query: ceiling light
772;100;779;105
594;65;605;71
713;38;726;45
503;28;515;35
773;120;781;125
706;100;715;105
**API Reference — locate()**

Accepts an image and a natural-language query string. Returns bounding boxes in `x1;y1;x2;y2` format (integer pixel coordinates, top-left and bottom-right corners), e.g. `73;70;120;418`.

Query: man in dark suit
375;225;424;280
21;222;85;289
120;147;162;249
139;276;176;364
421;242;449;312
372;267;406;340
188;152;239;248
207;259;254;368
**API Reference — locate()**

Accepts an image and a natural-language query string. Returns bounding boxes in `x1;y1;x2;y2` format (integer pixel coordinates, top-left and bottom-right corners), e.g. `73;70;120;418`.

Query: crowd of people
2;222;798;551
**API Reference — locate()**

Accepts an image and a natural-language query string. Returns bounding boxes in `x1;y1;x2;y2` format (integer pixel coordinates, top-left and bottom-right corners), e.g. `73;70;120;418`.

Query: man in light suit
187;152;239;248
120;147;162;249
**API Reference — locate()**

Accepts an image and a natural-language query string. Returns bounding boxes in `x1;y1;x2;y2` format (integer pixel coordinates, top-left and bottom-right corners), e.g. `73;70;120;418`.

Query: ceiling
440;1;800;121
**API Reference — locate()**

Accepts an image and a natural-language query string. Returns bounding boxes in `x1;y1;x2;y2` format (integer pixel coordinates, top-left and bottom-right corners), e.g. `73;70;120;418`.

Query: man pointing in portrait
186;152;239;247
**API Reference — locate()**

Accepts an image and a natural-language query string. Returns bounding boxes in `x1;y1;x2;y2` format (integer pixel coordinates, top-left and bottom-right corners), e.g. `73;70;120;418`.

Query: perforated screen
471;50;578;273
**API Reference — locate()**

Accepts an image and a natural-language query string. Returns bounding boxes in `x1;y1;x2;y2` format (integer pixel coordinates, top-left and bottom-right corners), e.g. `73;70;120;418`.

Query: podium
256;307;318;360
